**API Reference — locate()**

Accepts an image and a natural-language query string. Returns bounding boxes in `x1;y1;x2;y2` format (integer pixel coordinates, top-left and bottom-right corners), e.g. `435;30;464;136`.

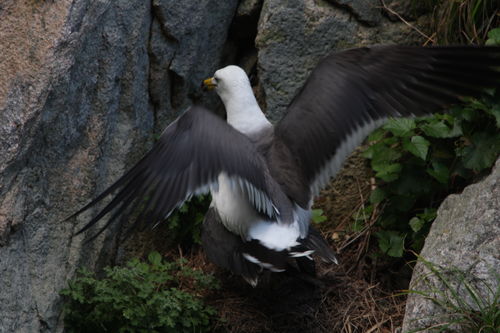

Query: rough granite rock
237;0;263;17
256;0;428;122
0;0;237;332
402;158;500;332
326;0;382;25
149;0;238;127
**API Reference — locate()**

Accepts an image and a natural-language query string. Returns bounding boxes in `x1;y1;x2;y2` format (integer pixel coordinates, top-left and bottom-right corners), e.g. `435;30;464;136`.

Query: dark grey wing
270;46;500;206
68;106;276;238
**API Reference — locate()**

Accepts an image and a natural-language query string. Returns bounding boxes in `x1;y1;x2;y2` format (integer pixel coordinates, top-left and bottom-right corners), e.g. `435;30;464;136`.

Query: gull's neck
220;86;272;136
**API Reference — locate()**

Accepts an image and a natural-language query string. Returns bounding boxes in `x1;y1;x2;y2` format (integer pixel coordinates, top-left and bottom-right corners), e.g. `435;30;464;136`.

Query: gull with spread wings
68;45;500;286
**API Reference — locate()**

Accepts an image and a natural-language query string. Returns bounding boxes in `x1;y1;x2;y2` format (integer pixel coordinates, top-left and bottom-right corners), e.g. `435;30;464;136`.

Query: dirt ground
182;245;409;333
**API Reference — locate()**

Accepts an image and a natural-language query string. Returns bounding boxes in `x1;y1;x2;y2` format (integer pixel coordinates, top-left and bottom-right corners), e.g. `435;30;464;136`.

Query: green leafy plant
362;89;500;257
61;252;219;333
166;195;210;245
403;257;500;332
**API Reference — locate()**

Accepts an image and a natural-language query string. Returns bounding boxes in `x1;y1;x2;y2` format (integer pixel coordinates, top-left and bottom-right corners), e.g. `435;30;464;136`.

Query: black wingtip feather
73;170;150;235
81;197;137;243
63;151;153;225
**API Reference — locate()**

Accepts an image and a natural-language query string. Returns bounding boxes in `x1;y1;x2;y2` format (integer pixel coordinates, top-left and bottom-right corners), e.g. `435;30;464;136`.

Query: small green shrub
404;257;500;332
361;89;500;257
166;195;210;245
61;252;219;333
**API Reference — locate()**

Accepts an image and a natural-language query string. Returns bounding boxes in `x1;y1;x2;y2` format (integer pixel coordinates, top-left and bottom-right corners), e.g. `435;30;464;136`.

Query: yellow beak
202;77;216;91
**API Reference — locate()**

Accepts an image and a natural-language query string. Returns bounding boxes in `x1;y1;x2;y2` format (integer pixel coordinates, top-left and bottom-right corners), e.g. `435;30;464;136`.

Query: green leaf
387;235;405;257
403;136;430;160
486;104;500;128
367;128;386;142
421;121;452;138
426;161;449;184
148;251;162;266
369;188;386;204
378;233;392;250
409;217;424;233
376;231;406;257
363;141;402;162
459;132;500;172
447;119;463;137
311;209;327;224
450;105;475;122
383;118;416;137
417;208;437;222
486;27;500;46
431;114;464;138
178;203;189;213
468;98;489;111
373;163;402;182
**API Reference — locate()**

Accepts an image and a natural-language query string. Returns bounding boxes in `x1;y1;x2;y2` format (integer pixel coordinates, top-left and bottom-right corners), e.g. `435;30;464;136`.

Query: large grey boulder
256;0;429;122
402;158;500;332
0;0;237;331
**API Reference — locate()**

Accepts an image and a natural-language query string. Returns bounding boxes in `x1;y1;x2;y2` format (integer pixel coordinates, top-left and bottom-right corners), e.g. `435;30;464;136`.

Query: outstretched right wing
271;46;500;206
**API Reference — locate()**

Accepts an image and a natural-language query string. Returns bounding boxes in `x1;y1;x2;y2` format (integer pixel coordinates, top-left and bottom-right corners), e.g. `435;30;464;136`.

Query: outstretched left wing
68;106;276;238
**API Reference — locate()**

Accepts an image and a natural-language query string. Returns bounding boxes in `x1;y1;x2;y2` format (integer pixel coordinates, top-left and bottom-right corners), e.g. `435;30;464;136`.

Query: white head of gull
210;65;271;135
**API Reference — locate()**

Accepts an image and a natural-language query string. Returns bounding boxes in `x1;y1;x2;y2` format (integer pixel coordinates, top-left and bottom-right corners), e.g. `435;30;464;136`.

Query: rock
256;0;357;122
255;0;428;122
237;0;263;17
326;0;382;25
382;0;433;22
149;0;238;126
0;0;237;331
402;157;500;332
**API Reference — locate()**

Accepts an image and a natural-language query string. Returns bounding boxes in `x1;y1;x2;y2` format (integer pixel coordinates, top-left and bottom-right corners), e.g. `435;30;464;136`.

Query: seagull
69;45;500;286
